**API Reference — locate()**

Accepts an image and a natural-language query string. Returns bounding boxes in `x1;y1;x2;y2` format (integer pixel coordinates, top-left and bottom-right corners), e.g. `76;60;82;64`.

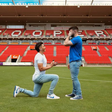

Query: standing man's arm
64;32;73;69
64;32;73;46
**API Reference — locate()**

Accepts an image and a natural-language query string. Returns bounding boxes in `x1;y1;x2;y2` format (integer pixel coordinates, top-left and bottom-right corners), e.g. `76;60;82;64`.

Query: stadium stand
21;50;37;62
1;29;112;38
21;42;30;45
24;30;44;37
44;45;54;63
0;45;27;62
0;42;8;45
83;45;112;64
21;45;69;63
0;45;112;64
0;45;6;54
98;46;112;57
0;29;5;35
82;46;98;56
45;30;65;38
44;42;52;45
21;45;54;63
3;29;24;37
88;42;96;45
55;42;62;45
0;45;7;62
3;45;27;56
84;55;111;64
10;42;19;45
86;30;108;37
55;46;69;63
0;55;8;62
105;29;112;36
106;46;112;57
0;24;112;64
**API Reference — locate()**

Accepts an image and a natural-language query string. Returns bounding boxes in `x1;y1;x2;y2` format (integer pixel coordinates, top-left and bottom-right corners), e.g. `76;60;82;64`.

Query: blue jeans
70;61;82;96
20;74;59;97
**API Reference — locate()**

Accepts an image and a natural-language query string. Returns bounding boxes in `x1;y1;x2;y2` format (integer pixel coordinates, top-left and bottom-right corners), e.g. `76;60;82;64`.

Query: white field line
60;77;112;83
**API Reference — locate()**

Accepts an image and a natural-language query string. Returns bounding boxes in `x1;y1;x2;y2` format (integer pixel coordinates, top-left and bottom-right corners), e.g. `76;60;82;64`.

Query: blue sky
0;0;112;5
0;0;45;5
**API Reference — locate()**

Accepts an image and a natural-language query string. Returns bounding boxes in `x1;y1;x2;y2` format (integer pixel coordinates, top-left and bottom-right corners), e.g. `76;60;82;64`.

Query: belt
70;60;81;63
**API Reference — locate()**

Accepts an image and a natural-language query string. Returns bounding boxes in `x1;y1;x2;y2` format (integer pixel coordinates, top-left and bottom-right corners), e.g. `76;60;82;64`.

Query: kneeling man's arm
38;61;55;71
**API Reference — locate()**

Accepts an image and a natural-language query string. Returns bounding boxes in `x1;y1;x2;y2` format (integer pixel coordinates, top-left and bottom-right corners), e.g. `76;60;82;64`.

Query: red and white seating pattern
105;29;112;35
86;30;108;37
0;29;112;37
0;29;5;35
45;30;65;37
83;46;112;64
0;45;112;64
24;30;44;37
3;29;24;37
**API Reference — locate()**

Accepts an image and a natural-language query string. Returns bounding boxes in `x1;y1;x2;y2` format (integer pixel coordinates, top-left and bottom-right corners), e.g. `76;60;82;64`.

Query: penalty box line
60;77;112;83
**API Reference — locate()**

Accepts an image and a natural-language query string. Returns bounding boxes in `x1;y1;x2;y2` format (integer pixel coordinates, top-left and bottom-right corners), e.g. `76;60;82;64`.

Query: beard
71;34;75;38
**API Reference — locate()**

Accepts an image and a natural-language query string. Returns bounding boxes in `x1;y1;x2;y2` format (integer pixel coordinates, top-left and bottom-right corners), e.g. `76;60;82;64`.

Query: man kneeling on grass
13;42;60;99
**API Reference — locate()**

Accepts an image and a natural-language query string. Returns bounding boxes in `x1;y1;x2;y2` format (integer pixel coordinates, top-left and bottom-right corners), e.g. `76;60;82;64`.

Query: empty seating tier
0;29;112;38
0;45;112;64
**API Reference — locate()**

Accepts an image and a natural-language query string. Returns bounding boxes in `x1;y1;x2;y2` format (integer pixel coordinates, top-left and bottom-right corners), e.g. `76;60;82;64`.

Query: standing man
64;26;83;100
13;42;60;99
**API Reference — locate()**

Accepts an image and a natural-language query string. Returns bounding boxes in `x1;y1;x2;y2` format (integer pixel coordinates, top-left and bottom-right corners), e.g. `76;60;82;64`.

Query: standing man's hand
68;31;73;37
68;64;70;69
64;31;73;46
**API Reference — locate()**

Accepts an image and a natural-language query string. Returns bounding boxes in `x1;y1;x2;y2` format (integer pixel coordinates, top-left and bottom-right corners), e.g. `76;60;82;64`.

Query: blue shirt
69;36;82;63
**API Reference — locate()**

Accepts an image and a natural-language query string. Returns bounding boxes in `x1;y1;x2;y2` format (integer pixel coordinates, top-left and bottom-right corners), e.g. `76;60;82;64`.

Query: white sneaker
47;94;60;99
13;86;20;97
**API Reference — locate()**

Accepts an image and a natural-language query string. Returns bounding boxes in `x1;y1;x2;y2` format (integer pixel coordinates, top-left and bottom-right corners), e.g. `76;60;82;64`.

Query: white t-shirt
32;52;47;81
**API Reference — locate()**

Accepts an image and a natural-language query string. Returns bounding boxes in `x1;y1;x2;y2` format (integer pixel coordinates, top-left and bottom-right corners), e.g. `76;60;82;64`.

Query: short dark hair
69;26;79;31
35;42;43;52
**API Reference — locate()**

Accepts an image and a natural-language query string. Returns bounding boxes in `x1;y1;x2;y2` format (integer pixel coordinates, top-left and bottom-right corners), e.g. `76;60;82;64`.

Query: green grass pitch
0;66;112;112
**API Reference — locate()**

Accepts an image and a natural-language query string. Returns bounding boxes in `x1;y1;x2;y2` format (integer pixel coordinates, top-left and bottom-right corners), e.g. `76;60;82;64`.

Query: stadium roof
0;5;112;25
0;0;112;6
0;1;112;25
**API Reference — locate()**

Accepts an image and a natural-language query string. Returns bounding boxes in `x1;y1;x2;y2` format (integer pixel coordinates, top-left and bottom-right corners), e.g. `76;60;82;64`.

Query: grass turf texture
0;66;112;112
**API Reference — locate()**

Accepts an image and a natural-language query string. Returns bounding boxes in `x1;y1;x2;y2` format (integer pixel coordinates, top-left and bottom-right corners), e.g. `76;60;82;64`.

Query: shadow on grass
16;94;46;98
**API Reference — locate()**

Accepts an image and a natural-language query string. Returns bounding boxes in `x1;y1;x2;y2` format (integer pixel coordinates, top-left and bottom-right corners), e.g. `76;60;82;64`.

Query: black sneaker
65;93;75;97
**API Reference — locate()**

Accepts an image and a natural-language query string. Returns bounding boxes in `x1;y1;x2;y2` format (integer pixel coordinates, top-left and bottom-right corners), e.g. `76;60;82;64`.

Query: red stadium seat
0;55;8;62
45;30;65;37
24;30;44;37
0;45;6;53
86;30;108;37
21;50;37;62
105;29;112;35
44;42;52;45
83;45;112;64
84;55;111;64
1;45;28;62
0;45;111;64
82;46;98;57
3;29;24;37
88;42;96;45
55;42;62;45
0;29;5;35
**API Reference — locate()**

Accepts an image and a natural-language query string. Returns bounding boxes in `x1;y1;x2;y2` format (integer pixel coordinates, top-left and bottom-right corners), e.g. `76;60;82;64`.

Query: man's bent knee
32;93;39;97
